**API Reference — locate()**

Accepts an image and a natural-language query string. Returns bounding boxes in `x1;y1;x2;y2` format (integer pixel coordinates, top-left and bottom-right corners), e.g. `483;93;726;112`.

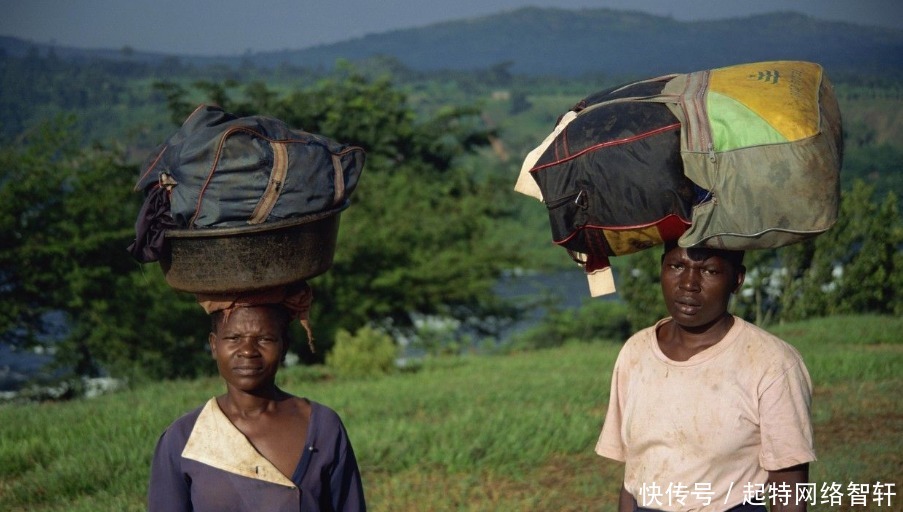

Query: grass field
0;314;900;511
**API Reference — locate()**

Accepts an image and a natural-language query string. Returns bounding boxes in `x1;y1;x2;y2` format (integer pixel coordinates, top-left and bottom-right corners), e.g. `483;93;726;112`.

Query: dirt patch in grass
816;411;903;447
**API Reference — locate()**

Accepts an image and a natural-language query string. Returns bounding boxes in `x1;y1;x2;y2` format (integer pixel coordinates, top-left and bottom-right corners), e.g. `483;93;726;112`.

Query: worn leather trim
249;142;289;224
330;153;345;207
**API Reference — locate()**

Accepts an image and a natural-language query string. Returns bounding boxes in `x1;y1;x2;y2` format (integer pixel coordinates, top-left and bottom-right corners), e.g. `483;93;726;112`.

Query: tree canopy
0;118;211;381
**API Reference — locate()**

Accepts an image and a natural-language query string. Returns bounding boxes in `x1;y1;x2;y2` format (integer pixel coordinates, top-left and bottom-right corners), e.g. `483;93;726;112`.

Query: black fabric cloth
127;185;177;263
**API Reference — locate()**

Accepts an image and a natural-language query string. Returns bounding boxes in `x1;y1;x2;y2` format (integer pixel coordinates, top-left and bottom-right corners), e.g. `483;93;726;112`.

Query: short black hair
662;240;745;272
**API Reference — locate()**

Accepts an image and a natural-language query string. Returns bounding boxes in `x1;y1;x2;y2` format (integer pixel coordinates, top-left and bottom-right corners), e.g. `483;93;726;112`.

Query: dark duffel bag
129;104;365;264
515;77;703;295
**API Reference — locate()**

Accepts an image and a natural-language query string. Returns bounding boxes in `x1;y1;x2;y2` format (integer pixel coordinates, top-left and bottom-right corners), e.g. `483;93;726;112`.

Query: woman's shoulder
621;320;663;350
735;318;802;353
304;401;357;459
308;400;347;429
731;317;807;371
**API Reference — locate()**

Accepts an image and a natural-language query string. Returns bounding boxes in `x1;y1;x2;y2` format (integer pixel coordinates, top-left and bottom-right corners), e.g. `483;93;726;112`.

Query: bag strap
248;141;289;224
249;139;351;223
330;153;346;208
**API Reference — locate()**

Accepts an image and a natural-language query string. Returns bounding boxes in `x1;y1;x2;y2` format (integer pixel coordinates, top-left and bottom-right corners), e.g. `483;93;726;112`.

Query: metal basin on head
160;204;344;294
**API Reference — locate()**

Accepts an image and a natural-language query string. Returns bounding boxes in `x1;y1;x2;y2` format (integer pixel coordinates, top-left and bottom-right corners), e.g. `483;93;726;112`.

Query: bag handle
248;141;290;224
330;153;346;208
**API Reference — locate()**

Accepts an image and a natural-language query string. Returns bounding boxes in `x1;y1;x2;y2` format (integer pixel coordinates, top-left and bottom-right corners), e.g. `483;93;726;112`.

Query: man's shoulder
735;317;793;345
632;318;668;340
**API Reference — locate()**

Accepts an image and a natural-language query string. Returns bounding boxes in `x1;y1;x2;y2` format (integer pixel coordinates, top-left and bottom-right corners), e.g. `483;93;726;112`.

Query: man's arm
767;463;809;512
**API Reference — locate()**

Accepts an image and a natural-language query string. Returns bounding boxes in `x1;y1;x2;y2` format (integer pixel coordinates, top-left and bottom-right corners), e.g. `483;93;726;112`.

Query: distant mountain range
3;7;903;78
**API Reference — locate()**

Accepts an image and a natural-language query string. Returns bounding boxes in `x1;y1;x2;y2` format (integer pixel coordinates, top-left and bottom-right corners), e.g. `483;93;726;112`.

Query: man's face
660;246;745;330
208;306;287;393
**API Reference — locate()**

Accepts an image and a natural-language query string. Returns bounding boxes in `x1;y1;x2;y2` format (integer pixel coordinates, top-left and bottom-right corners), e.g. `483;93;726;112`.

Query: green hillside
4;8;903;78
244;8;903;78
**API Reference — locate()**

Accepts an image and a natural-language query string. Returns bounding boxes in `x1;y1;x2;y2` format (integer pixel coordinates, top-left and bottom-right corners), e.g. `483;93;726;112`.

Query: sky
2;0;902;57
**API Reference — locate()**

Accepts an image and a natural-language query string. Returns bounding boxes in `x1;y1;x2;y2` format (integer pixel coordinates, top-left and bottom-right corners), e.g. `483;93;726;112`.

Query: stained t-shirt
596;316;815;511
149;398;366;512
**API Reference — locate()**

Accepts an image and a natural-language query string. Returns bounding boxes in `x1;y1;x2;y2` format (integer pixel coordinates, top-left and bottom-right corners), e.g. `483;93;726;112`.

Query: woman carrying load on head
596;242;815;512
148;282;366;512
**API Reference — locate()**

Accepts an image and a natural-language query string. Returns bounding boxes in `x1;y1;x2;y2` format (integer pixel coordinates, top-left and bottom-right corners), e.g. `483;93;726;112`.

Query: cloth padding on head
196;282;316;352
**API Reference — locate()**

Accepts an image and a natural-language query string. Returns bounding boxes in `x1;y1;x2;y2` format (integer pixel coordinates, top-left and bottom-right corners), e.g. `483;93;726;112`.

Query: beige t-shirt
596;316;815;511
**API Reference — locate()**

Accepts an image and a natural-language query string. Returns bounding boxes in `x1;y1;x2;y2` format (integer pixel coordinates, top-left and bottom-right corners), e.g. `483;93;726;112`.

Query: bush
511;299;632;350
326;326;399;378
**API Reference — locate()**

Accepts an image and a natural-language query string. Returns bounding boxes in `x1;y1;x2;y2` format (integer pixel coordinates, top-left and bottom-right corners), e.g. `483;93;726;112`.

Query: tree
0;119;80;349
1;66;524;381
730;248;782;325
781;180;903;320
615;249;667;332
0;119;211;382
725;179;903;324
191;79;240;110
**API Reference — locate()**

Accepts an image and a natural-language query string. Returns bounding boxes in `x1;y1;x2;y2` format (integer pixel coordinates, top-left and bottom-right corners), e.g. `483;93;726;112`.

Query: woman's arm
147;431;192;512
767;463;809;512
619;484;637;512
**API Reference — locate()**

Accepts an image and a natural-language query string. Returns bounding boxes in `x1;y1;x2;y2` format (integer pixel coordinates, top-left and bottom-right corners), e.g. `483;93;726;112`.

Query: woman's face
208;306;287;393
660;246;745;331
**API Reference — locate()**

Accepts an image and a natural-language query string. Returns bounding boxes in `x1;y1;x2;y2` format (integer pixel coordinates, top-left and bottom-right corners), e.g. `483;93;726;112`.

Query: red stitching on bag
190;127;236;227
530;122;680;173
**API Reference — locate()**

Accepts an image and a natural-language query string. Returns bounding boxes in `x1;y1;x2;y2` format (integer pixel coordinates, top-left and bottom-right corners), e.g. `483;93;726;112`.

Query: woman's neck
219;385;287;419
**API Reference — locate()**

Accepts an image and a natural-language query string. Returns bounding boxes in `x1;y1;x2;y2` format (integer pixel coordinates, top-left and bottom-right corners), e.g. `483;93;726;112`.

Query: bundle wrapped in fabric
516;60;843;296
128;104;366;294
196;281;317;352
